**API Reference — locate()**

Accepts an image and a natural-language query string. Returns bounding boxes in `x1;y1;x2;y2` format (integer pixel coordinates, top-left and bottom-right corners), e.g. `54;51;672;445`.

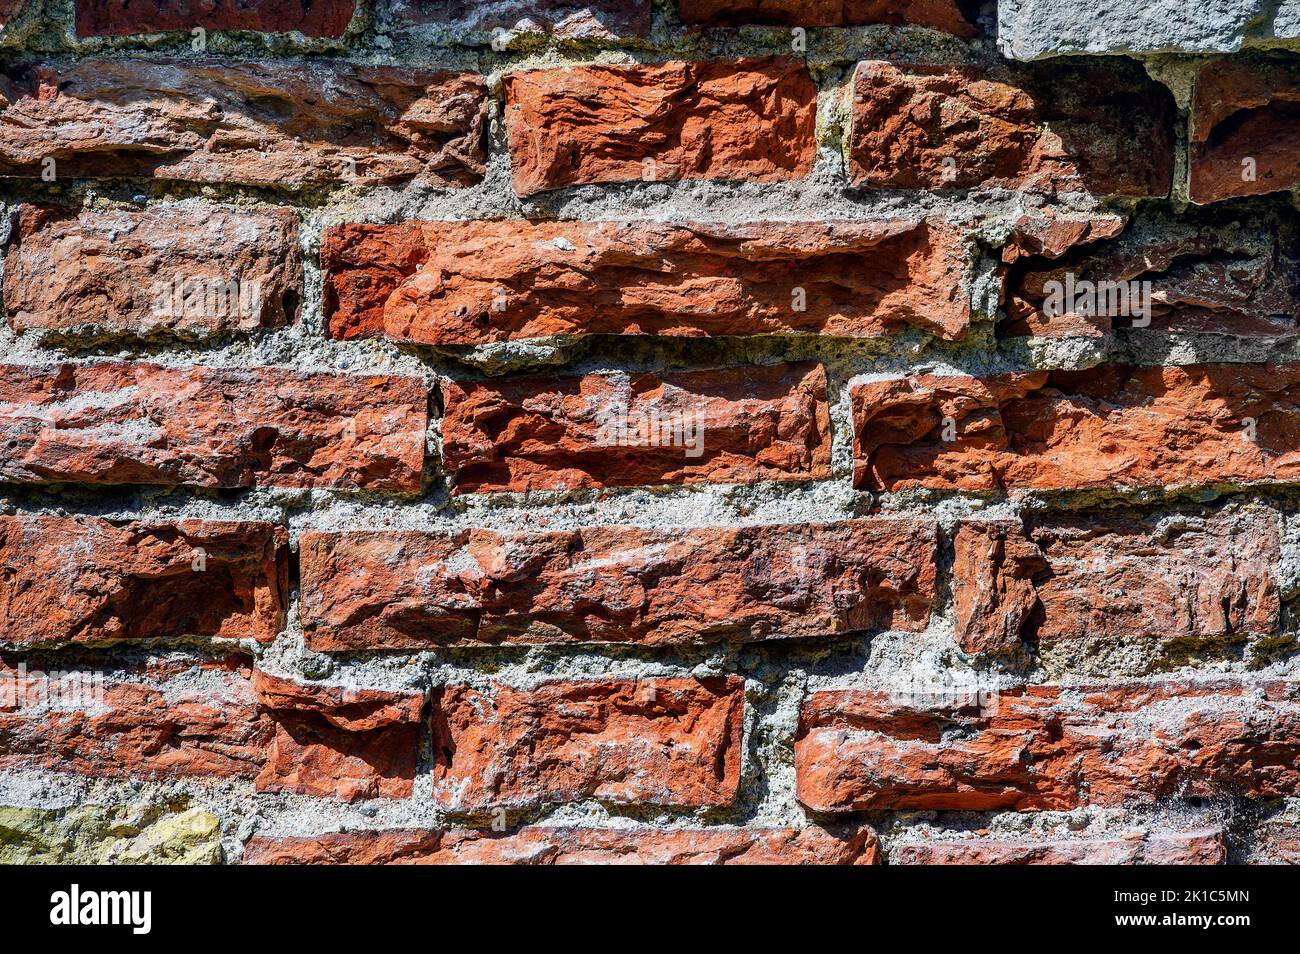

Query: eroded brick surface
440;363;831;493
504;59;817;195
952;512;1281;655
0;362;428;492
299;518;939;651
432;678;744;811
246;825;880;864
0;657;422;802
5;205;303;337
850;59;1174;197
851;364;1300;492
1003;206;1300;337
0;60;488;186
0;516;288;648
796;681;1300;812
892;829;1227;864
323;218;973;343
1191;55;1300;203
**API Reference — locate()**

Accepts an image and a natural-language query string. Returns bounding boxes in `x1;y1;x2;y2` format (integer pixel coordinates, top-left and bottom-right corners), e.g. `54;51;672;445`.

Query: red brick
5;205;302;337
322;218;972;344
0;361;427;493
952;511;1281;656
850;59;1174;197
299;518;938;651
999;208;1128;265
680;0;978;33
74;0;356;37
432;678;743;811
892;828;1226;865
390;0;650;38
0;656;267;782
851;363;1300;493
246;825;879;864
1191;56;1300;204
0;515;288;648
0;657;423;801
0;60;487;186
796;680;1300;812
1003;207;1300;337
504;58;816;196
440;362;830;493
251;672;424;802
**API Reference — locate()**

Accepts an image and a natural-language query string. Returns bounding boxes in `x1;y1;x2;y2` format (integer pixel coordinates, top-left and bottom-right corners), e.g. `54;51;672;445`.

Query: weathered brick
952;511;1281;656
851;363;1300;493
390;0;650;38
0;656;264;782
0;362;427;492
0;515;288;648
0;60;487;186
892;828;1227;864
504;58;817;196
246;825;879;864
1191;55;1300;204
849;59;1174;197
999;207;1128;265
322;218;973;344
440;363;830;493
299;518;938;651
432;678;743;811
1250;820;1300;864
251;672;424;802
0;657;423;801
1003;206;1300;337
796;680;1300;812
5;205;303;337
74;0;356;37
680;0;979;33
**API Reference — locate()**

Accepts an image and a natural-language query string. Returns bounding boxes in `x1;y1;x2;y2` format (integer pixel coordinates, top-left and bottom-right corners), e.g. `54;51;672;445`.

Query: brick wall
1;0;1298;865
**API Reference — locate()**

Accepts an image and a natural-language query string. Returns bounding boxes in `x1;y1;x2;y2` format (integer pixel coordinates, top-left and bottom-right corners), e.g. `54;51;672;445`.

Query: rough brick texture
0;362;428;492
1250;821;1300;864
299;518;938;651
851;364;1300;492
246;825;879;864
892;829;1227;865
431;678;743;811
5;205;303;337
6;0;1300;870
504;59;817;195
1191;55;1300;203
439;362;831;492
0;657;422;801
0;515;288;648
74;0;357;37
796;680;1300;812
952;511;1281;655
322;218;973;343
0;60;488;186
849;59;1175;196
1003;205;1300;337
680;0;979;33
